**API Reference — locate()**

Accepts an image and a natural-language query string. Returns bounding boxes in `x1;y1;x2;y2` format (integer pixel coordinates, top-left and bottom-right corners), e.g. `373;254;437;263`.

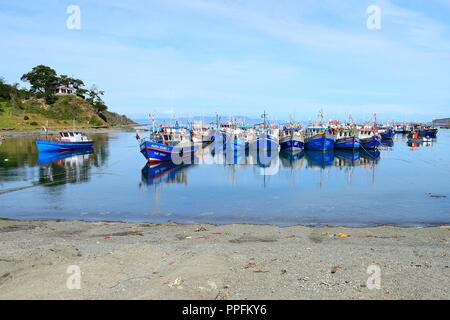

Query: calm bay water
1;130;449;227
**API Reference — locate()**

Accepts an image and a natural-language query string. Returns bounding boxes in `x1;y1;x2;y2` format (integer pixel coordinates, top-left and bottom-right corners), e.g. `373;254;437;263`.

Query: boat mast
261;110;268;130
318;108;324;126
373;113;378;132
215;112;220;130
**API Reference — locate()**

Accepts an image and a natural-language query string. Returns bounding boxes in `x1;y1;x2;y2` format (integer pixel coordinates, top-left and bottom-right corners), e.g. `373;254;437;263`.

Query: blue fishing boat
280;127;305;152
359;129;381;150
304;126;334;151
379;127;395;140
333;128;360;150
35;132;93;152
249;111;279;152
304;110;334;151
418;127;438;138
139;125;197;165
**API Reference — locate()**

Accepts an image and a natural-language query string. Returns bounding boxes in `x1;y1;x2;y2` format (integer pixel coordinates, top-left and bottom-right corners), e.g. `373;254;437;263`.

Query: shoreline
0;126;138;137
1;219;449;299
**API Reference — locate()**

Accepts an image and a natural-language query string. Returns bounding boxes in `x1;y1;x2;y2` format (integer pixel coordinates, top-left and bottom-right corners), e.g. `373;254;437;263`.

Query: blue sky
1;0;450;122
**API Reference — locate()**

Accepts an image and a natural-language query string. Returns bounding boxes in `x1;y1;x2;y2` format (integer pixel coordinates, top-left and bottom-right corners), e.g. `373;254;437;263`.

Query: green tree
21;65;58;95
87;85;108;114
21;65;58;104
0;78;16;101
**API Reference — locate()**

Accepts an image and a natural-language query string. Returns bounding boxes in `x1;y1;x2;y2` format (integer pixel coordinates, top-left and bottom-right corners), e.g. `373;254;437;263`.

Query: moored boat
379;127;395;140
139;123;198;165
35;131;93;152
249;111;279;152
304;126;334;151
280;126;305;153
304;109;334;151
333;128;360;150
418;127;438;138
359;129;381;150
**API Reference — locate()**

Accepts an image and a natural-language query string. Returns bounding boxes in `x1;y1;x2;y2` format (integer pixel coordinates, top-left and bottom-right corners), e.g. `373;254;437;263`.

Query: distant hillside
0;95;135;130
432;118;450;127
1;66;136;130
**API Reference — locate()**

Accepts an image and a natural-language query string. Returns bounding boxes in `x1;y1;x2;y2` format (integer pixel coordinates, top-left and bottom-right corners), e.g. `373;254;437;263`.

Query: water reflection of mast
152;182;161;211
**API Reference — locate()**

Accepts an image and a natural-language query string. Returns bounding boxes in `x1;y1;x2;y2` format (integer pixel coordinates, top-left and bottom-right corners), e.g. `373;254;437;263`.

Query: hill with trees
0;65;135;130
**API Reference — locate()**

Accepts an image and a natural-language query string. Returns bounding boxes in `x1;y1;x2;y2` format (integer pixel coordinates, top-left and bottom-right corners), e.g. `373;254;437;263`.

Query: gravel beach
0;219;449;299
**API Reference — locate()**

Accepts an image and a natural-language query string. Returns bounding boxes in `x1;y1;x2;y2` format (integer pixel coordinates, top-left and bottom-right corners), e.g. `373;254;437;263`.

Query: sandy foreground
0;219;449;300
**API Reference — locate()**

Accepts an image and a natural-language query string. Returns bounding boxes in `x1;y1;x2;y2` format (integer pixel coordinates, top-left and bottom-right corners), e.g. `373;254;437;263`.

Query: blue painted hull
280;139;304;152
380;129;395;140
140;141;197;164
360;136;381;149
334;137;360;150
36;140;93;152
419;129;438;138
304;135;334;151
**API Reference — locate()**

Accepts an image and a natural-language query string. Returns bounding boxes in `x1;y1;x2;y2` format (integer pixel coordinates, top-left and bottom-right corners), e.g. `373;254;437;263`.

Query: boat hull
334;137;360;150
250;134;279;151
418;129;438;138
140;141;197;164
380;129;395;140
304;135;334;151
35;140;93;152
280;137;304;152
360;136;381;150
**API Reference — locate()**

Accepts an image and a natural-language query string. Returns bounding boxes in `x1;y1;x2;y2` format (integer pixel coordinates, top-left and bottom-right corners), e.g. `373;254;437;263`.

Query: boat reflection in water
38;148;95;186
279;150;305;170
37;148;94;166
141;162;190;186
334;150;360;165
381;139;394;149
304;151;335;169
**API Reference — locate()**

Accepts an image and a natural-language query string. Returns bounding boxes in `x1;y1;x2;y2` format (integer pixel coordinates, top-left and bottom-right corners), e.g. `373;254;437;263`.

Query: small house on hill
54;84;75;96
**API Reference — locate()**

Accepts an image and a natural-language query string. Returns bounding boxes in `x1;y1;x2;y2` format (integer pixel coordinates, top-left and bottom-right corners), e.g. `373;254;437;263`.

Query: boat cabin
358;129;377;139
305;126;328;137
59;132;91;142
335;129;358;139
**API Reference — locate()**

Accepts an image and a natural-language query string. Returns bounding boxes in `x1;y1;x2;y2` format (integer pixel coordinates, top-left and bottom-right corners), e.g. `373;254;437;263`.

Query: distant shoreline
0;125;138;137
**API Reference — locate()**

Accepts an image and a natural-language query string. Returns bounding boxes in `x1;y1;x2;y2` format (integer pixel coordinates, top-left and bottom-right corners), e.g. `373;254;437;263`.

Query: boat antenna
373;113;378;132
149;113;156;134
318;108;324;125
262;110;268;129
216;112;220;130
